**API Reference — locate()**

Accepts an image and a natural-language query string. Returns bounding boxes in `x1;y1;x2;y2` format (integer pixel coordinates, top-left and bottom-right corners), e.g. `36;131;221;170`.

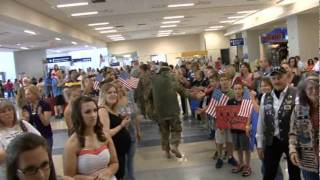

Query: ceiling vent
91;0;106;3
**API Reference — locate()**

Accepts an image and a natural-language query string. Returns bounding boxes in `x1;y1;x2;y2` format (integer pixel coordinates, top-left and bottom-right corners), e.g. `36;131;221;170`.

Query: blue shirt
51;78;63;97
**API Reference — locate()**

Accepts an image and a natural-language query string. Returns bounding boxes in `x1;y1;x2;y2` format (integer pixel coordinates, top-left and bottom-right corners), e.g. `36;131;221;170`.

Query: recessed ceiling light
20;47;29;50
88;22;109;26
107;34;123;38
71;41;77;45
220;20;236;23
57;2;88;8
94;26;114;30
55;37;61;41
100;30;117;34
227;16;246;19
158;32;171;36
16;43;21;46
173;32;186;35
160;25;177;28
205;29;219;31
209;26;224;29
161;21;181;24
158;30;173;33
168;3;195;8
237;10;257;14
71;11;98;17
111;37;125;40
157;34;170;37
24;30;36;35
163;16;184;19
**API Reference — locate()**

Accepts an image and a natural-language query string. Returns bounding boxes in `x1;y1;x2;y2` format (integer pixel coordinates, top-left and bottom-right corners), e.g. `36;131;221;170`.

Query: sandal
232;164;244;173
242;166;252;177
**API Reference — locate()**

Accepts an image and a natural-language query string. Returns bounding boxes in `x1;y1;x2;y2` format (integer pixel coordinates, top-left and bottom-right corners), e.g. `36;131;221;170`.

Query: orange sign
216;105;248;131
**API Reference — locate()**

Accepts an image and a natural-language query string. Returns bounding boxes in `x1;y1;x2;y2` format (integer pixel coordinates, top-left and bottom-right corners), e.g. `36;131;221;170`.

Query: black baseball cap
270;66;287;76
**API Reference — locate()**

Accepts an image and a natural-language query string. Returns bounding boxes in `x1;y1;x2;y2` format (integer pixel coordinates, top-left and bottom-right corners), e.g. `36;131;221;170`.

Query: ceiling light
88;22;109;26
277;0;296;6
123;54;131;58
94;26;114;30
55;37;61;41
0;45;2;47
237;10;257;14
24;30;36;35
20;47;29;50
158;33;171;36
57;2;88;8
220;20;236;23
160;25;177;28
205;29;219;31
55;50;61;53
71;11;98;17
173;32;186;35
112;39;125;41
85;45;89;48
158;30;173;33
100;30;117;34
209;26;224;29
157;35;170;37
16;43;21;46
163;16;184;19
108;34;123;38
168;3;195;8
227;16;246;19
161;21;181;24
71;41;77;45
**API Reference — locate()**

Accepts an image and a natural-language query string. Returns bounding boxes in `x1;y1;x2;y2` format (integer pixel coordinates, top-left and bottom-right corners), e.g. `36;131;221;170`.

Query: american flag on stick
206;89;229;118
118;77;139;90
238;89;253;118
93;80;100;91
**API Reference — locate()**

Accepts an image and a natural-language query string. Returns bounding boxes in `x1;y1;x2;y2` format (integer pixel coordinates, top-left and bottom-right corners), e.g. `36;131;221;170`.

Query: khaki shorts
215;129;233;144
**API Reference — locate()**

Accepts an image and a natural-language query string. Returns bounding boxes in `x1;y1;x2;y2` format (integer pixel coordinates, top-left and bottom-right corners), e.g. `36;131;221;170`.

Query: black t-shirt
227;98;245;134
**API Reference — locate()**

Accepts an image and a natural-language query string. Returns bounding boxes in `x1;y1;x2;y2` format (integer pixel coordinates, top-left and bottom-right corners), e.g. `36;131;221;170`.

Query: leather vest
263;87;296;146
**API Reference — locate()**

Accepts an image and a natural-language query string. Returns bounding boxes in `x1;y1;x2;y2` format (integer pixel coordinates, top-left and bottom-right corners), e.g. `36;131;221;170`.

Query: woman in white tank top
63;96;119;180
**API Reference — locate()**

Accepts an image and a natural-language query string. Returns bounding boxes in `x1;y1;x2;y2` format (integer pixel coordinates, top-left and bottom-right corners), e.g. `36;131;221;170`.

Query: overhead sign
261;28;287;44
230;38;244;46
72;58;91;63
46;56;71;63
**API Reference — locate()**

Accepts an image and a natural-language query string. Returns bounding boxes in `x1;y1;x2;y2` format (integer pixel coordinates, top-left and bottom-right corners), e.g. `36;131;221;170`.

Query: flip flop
232;164;244;173
242;166;252;177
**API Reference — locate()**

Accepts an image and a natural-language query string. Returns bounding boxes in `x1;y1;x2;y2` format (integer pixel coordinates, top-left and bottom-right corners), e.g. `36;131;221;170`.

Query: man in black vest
256;66;301;180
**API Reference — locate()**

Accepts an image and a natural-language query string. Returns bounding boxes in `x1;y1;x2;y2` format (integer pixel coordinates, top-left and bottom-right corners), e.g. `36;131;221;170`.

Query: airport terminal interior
0;0;319;180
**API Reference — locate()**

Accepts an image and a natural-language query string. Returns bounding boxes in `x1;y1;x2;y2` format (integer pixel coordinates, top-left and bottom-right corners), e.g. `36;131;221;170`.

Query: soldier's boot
171;145;182;158
165;150;172;159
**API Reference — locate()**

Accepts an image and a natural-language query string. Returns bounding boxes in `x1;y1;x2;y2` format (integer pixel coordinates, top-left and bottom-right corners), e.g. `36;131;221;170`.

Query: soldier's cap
270;66;286;76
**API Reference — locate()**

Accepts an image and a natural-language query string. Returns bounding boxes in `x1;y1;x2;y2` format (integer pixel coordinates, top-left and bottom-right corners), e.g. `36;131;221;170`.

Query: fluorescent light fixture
112;39;125;41
123;54;131;58
111;38;125;40
100;30;117;34
158;33;171;36
20;47;29;50
84;45;89;48
158;30;173;33
57;2;88;8
205;29;219;31
209;25;224;29
237;10;257;14
168;3;195;8
163;16;184;19
16;44;21;46
94;26;114;30
220;20;236;23
160;25;177;28
55;50;61;53
227;16;246;19
161;21;181;24
0;45;2;47
24;30;36;35
71;11;98;17
277;0;296;6
88;22;109;26
107;34;123;38
55;37;61;41
71;41;77;45
157;35;169;37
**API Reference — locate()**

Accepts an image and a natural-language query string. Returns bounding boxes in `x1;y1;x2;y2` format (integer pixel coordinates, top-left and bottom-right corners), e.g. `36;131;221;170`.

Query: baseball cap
270;66;287;76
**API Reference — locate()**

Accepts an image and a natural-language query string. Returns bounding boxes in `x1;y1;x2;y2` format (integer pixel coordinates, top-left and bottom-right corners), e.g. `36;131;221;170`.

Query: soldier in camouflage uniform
151;63;204;158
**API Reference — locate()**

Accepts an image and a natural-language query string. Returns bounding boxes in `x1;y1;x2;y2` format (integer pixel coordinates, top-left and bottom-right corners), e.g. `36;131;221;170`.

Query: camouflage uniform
151;67;193;152
135;71;153;118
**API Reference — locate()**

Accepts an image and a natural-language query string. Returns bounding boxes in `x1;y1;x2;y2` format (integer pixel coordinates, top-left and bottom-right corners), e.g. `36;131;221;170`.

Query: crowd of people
0;55;318;180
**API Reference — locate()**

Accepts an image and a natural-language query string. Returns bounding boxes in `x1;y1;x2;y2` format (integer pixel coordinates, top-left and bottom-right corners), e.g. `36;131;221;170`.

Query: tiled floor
51;118;291;180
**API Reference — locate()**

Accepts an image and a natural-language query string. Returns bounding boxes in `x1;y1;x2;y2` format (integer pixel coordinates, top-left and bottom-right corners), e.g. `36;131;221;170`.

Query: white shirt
256;86;289;148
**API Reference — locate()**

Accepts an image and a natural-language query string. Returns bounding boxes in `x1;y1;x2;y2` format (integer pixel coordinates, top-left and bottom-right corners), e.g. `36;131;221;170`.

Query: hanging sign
72;58;91;63
46;56;71;63
230;38;244;46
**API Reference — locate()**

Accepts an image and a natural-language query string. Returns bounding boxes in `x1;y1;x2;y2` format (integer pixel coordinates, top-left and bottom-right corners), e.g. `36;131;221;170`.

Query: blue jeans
261;160;283;180
125;140;136;180
302;170;319;180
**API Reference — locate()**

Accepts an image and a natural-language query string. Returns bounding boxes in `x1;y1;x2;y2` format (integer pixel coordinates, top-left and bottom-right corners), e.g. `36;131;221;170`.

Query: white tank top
77;144;117;180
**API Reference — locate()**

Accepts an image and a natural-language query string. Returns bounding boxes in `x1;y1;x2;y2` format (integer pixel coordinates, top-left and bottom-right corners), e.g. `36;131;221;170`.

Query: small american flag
218;69;224;75
93;80;100;91
206;89;229;118
238;89;253;118
129;77;139;89
118;77;133;90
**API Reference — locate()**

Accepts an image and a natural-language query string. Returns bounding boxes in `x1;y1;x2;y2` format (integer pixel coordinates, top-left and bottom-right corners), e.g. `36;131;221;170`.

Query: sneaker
171;147;182;158
215;158;224;169
228;156;238;167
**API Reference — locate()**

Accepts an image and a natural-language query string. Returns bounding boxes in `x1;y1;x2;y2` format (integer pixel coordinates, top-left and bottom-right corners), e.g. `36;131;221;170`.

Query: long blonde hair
98;83;118;110
24;85;41;100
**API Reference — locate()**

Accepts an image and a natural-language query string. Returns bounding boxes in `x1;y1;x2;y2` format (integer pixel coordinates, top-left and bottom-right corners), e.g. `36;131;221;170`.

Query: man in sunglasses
256;66;301;180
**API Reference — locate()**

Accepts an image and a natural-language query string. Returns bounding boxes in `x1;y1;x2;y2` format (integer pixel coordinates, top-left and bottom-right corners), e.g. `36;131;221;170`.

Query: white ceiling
14;0;276;42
